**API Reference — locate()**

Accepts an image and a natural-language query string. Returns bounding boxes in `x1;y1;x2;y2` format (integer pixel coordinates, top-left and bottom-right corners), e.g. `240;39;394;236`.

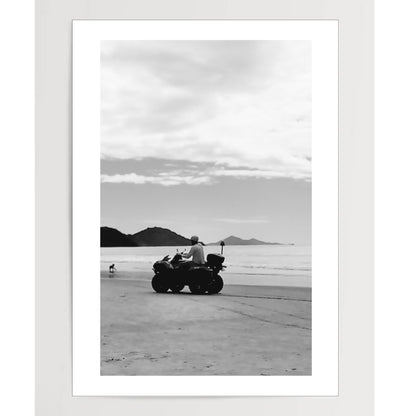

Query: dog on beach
109;264;116;273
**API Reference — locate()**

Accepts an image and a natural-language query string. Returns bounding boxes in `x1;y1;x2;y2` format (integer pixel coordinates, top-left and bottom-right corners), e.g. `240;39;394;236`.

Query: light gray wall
36;1;373;415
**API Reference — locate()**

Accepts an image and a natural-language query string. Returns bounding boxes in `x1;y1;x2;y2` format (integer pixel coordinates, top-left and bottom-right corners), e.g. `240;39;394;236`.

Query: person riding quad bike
181;235;205;268
151;237;225;295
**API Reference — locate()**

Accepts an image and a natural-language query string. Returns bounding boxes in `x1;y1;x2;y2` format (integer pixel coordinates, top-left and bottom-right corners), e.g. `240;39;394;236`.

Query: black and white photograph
100;39;312;376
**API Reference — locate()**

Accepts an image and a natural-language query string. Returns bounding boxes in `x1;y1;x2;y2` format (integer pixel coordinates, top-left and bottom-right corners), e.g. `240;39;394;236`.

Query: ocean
101;245;311;288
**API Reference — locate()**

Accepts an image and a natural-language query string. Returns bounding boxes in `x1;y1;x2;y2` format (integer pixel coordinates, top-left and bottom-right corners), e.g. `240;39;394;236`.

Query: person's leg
181;261;197;272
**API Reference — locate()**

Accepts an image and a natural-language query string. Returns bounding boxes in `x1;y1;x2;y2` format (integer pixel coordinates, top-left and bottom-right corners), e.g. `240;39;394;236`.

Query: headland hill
100;226;294;247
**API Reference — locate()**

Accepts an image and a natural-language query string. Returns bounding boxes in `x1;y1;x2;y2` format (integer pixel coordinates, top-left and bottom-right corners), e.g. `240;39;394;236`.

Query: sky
101;40;311;245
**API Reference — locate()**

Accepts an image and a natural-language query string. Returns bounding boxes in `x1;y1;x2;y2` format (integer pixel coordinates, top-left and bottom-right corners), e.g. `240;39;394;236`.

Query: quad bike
151;242;226;295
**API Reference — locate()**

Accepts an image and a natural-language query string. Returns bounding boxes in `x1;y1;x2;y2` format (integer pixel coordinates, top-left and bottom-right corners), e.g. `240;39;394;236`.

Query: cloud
101;40;311;181
101;173;213;186
214;218;270;224
101;161;310;186
100;156;311;186
210;166;310;181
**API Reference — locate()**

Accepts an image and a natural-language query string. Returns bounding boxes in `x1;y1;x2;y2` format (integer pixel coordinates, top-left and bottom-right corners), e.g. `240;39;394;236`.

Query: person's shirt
183;243;205;264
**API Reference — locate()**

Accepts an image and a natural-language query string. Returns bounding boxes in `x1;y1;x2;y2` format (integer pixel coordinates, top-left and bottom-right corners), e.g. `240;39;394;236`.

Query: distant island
101;226;293;247
101;226;191;247
207;235;293;246
100;227;137;247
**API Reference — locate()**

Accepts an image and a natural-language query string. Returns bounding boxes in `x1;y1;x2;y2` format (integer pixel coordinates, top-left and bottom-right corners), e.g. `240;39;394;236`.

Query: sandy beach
101;271;311;376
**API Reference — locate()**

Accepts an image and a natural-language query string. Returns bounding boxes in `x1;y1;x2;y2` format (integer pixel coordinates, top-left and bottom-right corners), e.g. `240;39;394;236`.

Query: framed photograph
36;0;373;414
73;20;338;396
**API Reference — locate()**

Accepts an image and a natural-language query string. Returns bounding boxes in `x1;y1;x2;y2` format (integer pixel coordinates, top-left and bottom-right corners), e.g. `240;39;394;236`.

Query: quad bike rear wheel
189;282;207;294
207;275;224;294
170;283;185;293
151;275;170;293
188;268;210;294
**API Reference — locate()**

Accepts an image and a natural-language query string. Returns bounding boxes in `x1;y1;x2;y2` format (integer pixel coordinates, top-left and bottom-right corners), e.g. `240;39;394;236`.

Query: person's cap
190;235;199;242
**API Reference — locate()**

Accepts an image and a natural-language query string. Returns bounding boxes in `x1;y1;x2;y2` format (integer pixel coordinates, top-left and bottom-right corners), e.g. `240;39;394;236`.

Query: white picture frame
72;19;338;397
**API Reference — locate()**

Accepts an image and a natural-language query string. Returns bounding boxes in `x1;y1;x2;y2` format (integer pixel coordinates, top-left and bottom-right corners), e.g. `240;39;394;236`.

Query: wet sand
101;271;311;375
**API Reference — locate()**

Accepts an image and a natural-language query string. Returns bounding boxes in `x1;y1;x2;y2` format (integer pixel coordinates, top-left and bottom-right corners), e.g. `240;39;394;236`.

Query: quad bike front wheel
151;275;170;293
207;275;224;294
